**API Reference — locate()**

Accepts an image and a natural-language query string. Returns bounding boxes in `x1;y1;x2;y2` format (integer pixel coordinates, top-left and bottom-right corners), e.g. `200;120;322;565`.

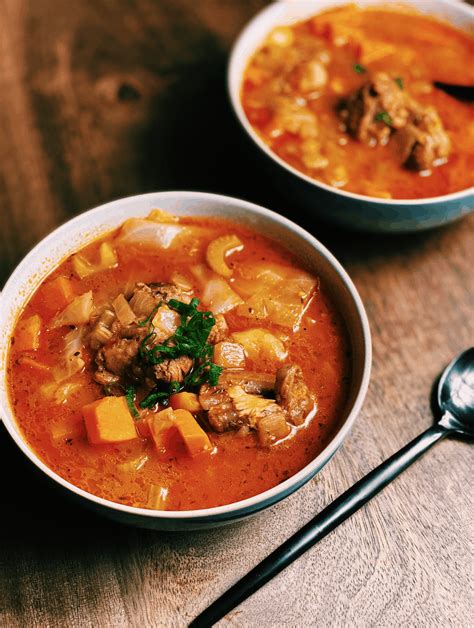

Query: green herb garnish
138;298;223;403
353;63;366;74
375;111;393;126
125;386;140;419
139;381;183;409
394;77;404;90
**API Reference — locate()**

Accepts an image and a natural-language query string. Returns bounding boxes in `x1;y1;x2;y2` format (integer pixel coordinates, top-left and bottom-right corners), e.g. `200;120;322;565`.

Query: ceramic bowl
0;191;371;530
228;0;474;233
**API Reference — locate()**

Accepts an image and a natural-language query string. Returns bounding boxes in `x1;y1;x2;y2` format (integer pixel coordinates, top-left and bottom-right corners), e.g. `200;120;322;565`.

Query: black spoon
434;81;474;102
190;348;474;627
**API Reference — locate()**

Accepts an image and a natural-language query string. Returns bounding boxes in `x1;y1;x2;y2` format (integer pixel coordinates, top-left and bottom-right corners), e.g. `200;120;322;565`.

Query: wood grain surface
0;1;473;626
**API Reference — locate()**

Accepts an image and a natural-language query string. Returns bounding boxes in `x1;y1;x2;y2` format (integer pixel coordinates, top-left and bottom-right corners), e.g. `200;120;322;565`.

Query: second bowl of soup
229;0;474;232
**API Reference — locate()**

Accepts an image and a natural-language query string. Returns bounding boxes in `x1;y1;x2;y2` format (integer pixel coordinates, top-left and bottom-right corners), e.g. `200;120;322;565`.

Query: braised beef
340;72;408;145
153;355;193;383
275;364;315;426
339;72;451;170
207;314;229;344
396;104;451;171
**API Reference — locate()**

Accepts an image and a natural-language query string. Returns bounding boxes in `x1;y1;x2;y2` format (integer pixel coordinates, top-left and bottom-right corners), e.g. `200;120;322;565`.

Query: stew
242;5;474;199
7;211;351;510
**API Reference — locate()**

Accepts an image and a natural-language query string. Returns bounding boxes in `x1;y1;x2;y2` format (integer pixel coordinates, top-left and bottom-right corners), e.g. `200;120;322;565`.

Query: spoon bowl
438;348;474;435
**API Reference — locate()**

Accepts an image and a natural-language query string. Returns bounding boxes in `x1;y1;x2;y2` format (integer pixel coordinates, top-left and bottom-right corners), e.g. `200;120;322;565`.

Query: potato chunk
83;396;137;445
213;341;246;369
231;329;287;362
14;314;42;352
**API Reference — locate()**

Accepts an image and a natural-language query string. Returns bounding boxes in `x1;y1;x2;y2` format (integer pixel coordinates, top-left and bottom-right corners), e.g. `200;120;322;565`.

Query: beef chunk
340;72;408;145
207;314;229;344
396;103;451;171
275;364;314;426
128;282;191;318
339;72;451;171
153;355;193;383
199;385;242;432
101;338;140;376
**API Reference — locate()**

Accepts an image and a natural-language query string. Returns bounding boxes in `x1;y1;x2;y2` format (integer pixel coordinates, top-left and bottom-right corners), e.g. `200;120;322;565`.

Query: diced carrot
83;396;138;445
43;276;75;312
169;392;201;413
14;315;42;352
172;409;213;457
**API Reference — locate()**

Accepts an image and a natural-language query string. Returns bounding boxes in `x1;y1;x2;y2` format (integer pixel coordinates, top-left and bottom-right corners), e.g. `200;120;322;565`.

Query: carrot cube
169;392;201;413
83;396;137;445
14;314;42;352
172;409;213;457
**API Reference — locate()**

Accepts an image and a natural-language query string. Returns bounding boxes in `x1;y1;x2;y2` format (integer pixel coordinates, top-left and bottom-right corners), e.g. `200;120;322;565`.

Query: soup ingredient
169;391;202;413
396;104;451;171
14;314;42;352
340;72;409;144
147;484;169;509
231;328;287;361
275;364;315;426
213;341;246;369
172;409;214;457
51;291;93;328
233;263;317;330
72;242;118;279
112;294;136;327
117;218;184;249
191;264;244;314
206;234;244;278
83;396;138;444
340;72;451;170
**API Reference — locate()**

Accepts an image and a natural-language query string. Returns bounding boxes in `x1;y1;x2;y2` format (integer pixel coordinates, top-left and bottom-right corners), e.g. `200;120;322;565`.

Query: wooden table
1;2;472;626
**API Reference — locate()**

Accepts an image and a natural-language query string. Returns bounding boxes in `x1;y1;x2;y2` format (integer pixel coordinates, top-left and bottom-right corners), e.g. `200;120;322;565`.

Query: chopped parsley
353;63;366;74
138;297;223;408
375;111;393;126
394;76;404;90
125;386;140;419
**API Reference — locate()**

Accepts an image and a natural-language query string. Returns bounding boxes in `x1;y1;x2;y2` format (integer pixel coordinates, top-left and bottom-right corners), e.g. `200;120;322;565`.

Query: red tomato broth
241;5;474;199
7;216;351;511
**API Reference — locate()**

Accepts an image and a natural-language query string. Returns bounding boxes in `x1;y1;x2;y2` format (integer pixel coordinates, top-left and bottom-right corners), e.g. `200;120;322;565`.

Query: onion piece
117;219;184;249
147;484;169;510
72;243;118;279
51;291;93;328
112;294;136;326
190;264;243;314
52;355;85;383
231;328;287;362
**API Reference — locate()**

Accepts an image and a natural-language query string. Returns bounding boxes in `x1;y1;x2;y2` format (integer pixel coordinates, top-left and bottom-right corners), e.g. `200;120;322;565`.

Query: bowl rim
0;190;372;520
227;0;474;206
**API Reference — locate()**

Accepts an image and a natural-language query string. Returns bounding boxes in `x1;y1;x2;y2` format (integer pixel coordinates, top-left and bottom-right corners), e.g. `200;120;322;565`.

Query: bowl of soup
228;0;474;232
0;191;371;530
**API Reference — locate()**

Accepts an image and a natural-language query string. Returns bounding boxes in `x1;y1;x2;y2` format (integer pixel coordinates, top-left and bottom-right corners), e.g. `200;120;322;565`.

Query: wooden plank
0;1;472;626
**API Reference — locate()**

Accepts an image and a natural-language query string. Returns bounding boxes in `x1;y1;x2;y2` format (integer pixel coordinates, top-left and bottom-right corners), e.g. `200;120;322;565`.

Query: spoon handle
190;423;450;627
